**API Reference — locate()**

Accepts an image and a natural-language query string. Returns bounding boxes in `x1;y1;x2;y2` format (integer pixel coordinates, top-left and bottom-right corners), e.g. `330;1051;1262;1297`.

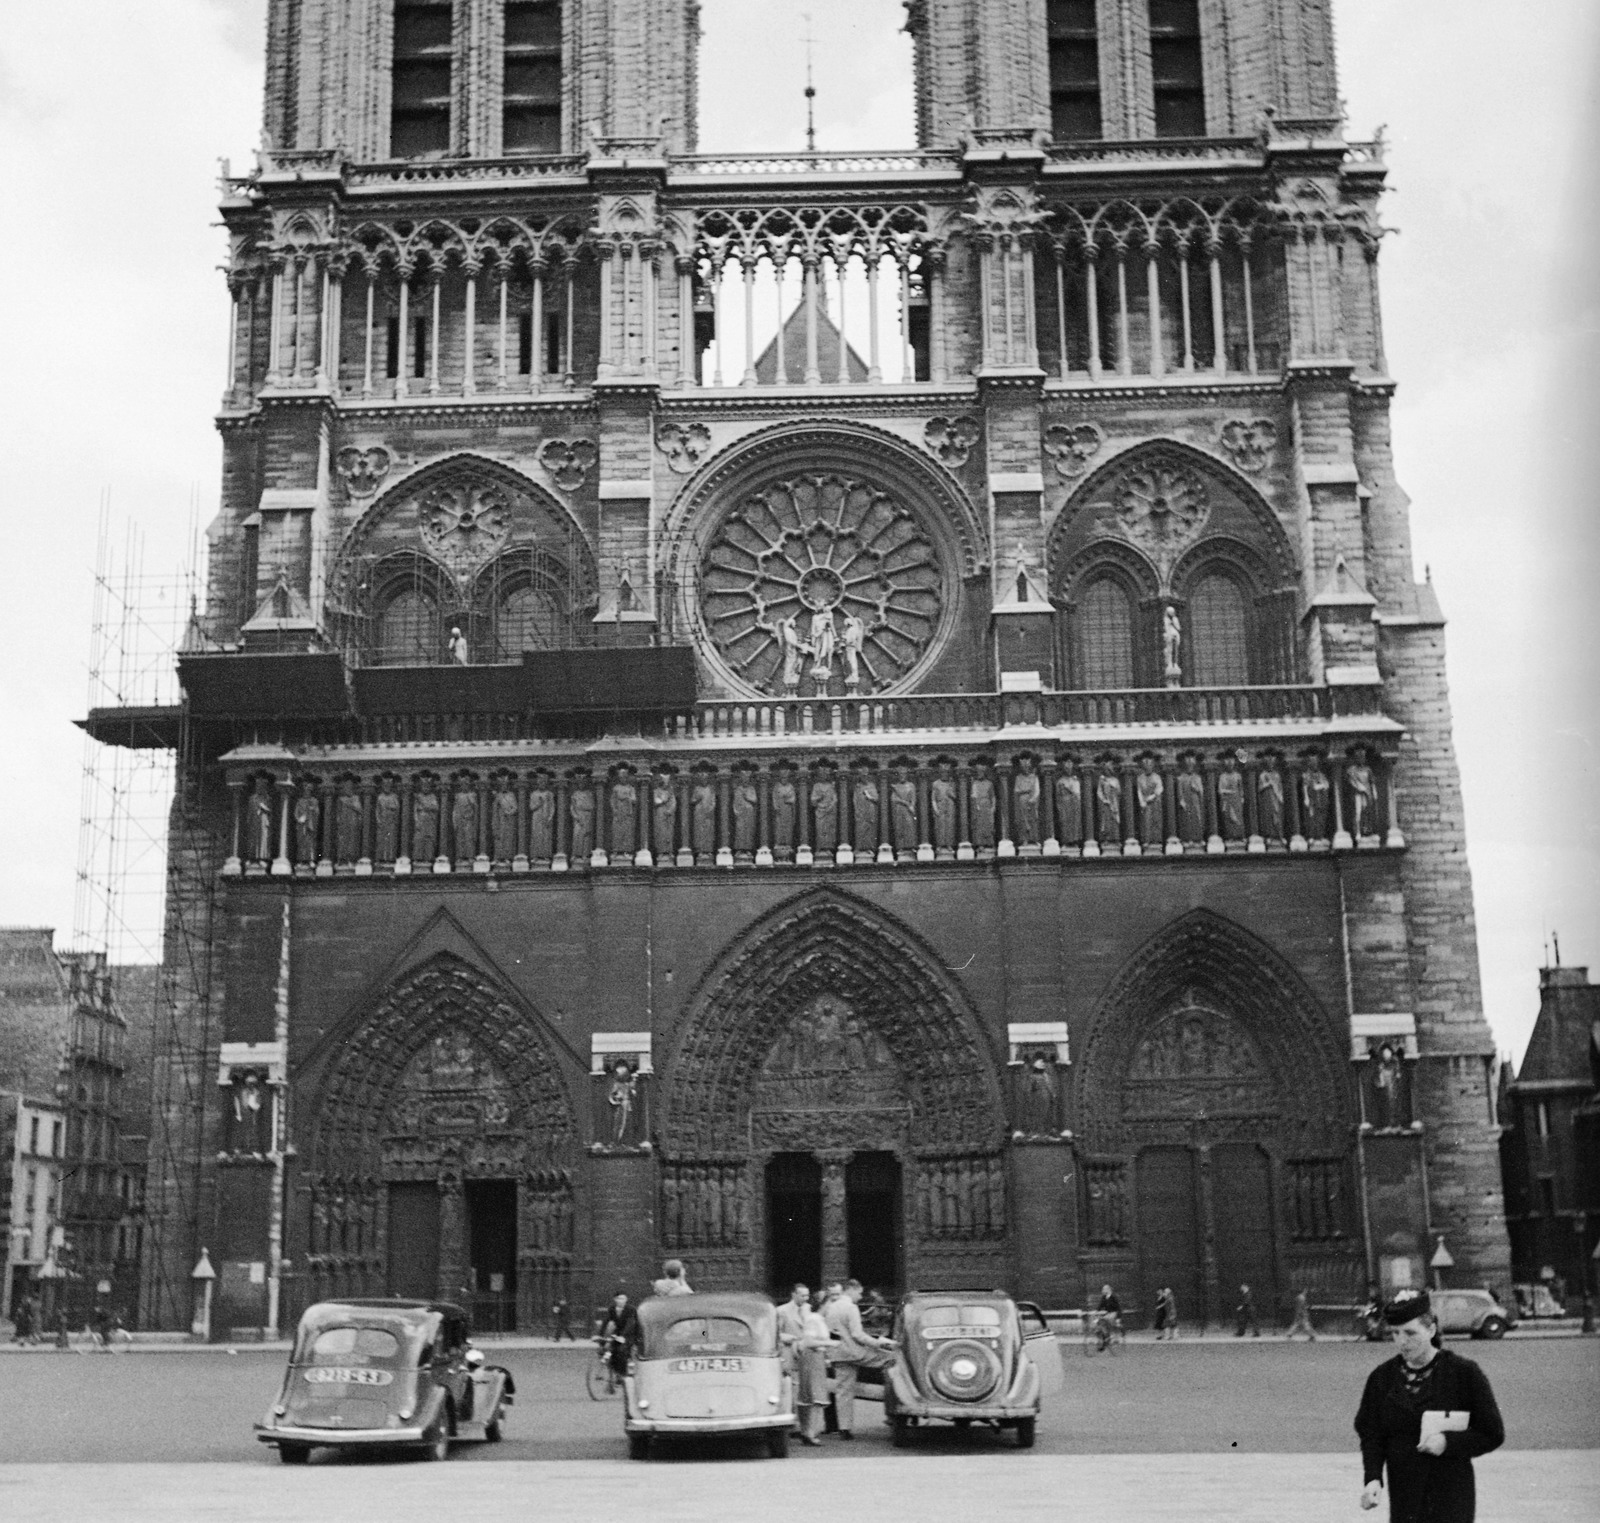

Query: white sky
0;0;1594;1064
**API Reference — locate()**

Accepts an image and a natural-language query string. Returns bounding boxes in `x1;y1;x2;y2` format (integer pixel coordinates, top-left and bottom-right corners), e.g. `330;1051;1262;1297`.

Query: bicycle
586;1336;626;1400
1081;1310;1125;1356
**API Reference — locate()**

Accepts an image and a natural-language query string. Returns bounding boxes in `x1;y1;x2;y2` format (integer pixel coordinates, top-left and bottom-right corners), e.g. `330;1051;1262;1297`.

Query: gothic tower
102;0;1506;1333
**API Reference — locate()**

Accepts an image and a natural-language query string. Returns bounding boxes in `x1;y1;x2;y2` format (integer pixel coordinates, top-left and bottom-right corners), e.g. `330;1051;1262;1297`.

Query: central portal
766;1152;822;1293
846;1151;903;1292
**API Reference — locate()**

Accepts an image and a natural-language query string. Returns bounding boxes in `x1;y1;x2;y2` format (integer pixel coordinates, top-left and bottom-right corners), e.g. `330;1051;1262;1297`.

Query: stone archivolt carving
335;445;393;498
538;438;599;492
305;953;576;1188
661;892;1002;1158
419;480;513;577
1042;422;1105;479
656;420;712;474
1218;419;1278;474
923;416;982;469
699;474;945;698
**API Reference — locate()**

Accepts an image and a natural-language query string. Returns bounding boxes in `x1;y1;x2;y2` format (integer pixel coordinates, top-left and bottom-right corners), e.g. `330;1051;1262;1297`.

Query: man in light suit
776;1283;809;1373
823;1278;894;1438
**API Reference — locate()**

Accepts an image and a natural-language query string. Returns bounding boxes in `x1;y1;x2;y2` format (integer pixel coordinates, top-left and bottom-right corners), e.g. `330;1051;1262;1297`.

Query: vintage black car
883;1291;1062;1447
256;1300;513;1463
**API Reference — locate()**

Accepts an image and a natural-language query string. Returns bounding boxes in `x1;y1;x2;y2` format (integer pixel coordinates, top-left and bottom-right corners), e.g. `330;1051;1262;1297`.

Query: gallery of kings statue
89;0;1510;1336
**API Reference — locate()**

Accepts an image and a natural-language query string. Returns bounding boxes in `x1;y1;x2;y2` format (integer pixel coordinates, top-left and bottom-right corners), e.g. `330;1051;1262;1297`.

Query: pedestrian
1355;1288;1504;1521
93;1304;113;1352
1288;1287;1317;1341
54;1310;70;1351
794;1298;832;1447
598;1291;638;1382
1159;1286;1179;1340
1152;1286;1168;1339
776;1282;808;1371
11;1295;33;1344
551;1299;574;1340
652;1258;693;1297
823;1279;895;1440
1235;1282;1260;1337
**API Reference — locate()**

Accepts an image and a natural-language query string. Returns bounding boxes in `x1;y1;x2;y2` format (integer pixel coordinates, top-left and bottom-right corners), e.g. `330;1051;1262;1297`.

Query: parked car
1512;1282;1566;1319
256;1300;513;1464
1431;1288;1515;1339
883;1291;1063;1448
623;1292;796;1460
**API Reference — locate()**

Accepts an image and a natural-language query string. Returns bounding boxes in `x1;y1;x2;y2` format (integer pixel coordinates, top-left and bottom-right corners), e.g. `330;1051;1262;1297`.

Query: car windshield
294;1323;407;1364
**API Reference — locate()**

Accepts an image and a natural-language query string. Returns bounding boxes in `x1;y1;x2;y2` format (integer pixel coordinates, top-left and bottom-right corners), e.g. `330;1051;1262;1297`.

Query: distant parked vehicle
1512;1283;1566;1319
1430;1289;1514;1340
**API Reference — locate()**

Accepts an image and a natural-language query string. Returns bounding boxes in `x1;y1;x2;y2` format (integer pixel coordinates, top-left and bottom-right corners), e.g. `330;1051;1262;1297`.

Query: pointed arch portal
660;891;1008;1295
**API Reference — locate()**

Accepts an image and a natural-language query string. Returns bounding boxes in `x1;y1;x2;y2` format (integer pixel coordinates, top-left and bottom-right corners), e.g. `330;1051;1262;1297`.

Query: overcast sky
0;1;1594;1064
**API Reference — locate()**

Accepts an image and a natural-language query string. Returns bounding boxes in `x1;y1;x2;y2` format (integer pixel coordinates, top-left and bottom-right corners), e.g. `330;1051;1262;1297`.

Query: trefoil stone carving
1218;419;1278;474
1042;421;1105;479
335;445;393;498
656;420;712;475
922;415;982;469
538;438;599;492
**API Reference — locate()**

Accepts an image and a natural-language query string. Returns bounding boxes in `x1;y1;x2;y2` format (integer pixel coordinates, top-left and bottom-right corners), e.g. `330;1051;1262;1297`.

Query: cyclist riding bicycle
598;1291;638;1379
1095;1284;1124;1345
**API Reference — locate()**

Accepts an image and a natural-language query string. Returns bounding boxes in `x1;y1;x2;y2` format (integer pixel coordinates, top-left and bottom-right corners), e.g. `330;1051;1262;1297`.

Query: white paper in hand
1419;1410;1470;1442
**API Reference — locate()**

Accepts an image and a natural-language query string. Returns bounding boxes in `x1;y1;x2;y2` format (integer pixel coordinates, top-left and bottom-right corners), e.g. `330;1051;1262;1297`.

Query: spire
803;13;817;152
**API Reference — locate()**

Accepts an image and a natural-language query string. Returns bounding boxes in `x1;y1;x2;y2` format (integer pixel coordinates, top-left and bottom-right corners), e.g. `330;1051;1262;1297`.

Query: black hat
1381;1288;1431;1325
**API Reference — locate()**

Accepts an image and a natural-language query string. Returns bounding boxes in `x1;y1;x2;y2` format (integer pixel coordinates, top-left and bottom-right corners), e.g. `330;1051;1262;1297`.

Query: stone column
876;771;893;865
1285;756;1307;853
356;778;375;877
552;775;571;872
818;1150;851;1290
272;778;294;877
1384;755;1407;849
318;778;337;877
995;767;1015;859
513;773;530;873
675;772;694;869
475;774;491;872
437;1177;468;1305
1040;756;1059;858
637;776;653;867
795;762;814;867
916;765;935;864
677;255;697;388
1163;757;1182;856
224;780;245;876
716;769;733;868
1120;759;1140;855
1203;756;1224;855
1330;755;1353;850
1245;757;1266;854
835;769;854;866
396;775;414;876
956;761;973;861
756;768;773;867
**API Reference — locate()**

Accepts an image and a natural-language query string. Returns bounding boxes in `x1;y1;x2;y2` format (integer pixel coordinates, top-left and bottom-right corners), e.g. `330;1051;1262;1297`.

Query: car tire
890;1417;912;1449
278;1444;310;1465
485;1415;503;1443
1014;1418;1036;1450
422;1426;450;1462
628;1432;651;1461
767;1429;790;1459
1477;1316;1508;1340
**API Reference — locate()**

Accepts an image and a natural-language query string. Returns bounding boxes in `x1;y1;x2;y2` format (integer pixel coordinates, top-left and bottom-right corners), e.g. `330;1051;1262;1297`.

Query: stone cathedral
114;0;1509;1335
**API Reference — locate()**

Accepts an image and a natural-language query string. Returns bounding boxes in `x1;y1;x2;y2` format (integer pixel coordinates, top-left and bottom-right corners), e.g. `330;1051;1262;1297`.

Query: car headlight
273;1404;286;1418
637;1398;649;1409
768;1396;779;1405
398;1407;413;1421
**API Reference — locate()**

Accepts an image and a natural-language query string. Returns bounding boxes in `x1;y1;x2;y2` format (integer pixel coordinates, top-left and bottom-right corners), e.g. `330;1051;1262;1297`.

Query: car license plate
923;1327;1000;1341
672;1357;745;1374
303;1367;393;1386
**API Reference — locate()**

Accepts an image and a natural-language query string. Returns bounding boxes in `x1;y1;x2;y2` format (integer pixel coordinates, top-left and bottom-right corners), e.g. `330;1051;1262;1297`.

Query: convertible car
256;1300;513;1463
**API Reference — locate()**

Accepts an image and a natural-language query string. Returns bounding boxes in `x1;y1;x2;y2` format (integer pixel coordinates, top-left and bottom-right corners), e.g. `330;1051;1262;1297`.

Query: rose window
698;474;945;697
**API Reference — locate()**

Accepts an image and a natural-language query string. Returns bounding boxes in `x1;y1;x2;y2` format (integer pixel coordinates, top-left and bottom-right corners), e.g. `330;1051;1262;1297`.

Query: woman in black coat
1354;1289;1504;1522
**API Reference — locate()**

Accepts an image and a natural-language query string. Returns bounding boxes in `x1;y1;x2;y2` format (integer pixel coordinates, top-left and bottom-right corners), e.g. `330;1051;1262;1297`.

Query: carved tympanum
1123;1003;1278;1121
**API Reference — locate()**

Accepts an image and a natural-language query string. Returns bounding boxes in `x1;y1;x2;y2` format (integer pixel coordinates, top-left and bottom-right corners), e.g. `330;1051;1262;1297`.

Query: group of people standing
775;1279;895;1445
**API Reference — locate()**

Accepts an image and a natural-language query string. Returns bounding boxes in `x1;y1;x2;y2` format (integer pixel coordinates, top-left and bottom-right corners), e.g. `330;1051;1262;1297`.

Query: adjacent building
91;0;1508;1336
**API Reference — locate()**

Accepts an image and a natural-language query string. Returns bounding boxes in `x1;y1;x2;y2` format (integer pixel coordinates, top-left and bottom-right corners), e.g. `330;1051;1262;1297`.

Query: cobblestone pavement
2;1452;1596;1523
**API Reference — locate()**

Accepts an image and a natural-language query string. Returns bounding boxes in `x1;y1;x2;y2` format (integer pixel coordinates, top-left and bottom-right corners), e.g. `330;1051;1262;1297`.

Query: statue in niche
1013;756;1041;845
1055;763;1083;846
412;780;440;862
890;770;918;853
527;779;555;860
914;1169;931;1234
449;625;469;665
569;784;595;860
374;776;400;862
841;612;866;689
988;1158;1006;1234
452;781;479;859
931;766;957;853
1015;1050;1059;1137
1257;761;1285;840
810;775;838;852
1347;746;1377;837
1162;603;1183;680
731;773;758;855
691;776;718;859
779;614;806;694
652;773;677;860
491;780;518;861
251;778;275;861
1175;754;1205;843
230;1069;266;1153
1095;761;1122;841
610;769;638;858
852;771;879;854
661;1169;681;1244
602;1056;644;1147
809;610;836;691
336;778;362;863
969;770;996;850
1136;756;1164;843
1300;758;1331;840
708;1168;725;1244
1368;1040;1410;1130
293;784;321;864
1217;754;1246;840
771;773;797;855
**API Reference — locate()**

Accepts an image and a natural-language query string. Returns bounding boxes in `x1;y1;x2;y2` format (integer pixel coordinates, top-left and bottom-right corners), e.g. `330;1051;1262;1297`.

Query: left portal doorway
387;1182;440;1299
766;1153;822;1296
467;1180;518;1332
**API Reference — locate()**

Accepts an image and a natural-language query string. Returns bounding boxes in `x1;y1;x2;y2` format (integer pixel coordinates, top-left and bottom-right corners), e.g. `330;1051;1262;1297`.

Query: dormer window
504;0;563;153
391;0;454;158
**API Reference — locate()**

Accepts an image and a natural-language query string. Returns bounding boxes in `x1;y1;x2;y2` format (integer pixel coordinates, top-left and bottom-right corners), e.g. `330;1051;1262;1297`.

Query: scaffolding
74;498;220;1330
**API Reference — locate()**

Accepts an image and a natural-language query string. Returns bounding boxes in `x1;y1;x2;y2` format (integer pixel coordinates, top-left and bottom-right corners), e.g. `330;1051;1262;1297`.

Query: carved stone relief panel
384;1030;516;1145
1122;1002;1279;1124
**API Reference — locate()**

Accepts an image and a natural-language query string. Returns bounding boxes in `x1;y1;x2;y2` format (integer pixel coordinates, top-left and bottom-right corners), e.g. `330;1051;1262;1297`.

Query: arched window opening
494;581;567;660
377;587;441;665
1189;573;1250;686
1080;577;1135;689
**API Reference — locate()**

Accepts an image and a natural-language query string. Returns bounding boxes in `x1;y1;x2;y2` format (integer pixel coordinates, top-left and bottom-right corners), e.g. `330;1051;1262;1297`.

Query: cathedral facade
120;0;1508;1334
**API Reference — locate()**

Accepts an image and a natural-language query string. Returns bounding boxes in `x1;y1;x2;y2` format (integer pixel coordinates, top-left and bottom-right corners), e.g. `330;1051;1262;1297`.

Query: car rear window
915;1305;1003;1328
307;1326;401;1361
650;1315;760;1358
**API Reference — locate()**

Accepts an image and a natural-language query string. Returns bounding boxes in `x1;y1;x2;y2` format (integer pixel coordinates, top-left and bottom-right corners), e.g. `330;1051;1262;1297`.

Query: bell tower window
1149;0;1205;138
391;0;454;158
1048;0;1102;141
504;0;563;153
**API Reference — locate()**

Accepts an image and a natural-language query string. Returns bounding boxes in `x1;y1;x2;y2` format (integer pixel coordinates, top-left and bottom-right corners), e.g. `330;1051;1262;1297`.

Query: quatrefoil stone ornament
538;438;599;492
1042;422;1105;479
418;481;511;577
656;421;712;475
